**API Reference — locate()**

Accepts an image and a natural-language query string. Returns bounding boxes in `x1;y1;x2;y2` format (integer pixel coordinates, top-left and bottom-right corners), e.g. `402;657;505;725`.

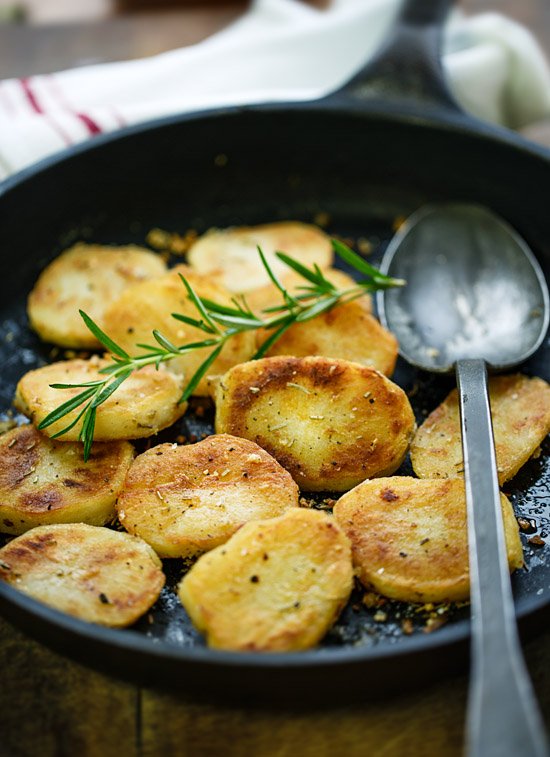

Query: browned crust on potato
178;508;353;651
0;425;134;534
117;434;299;558
334;477;523;603
411;374;550;484
0;523;164;627
214;356;416;491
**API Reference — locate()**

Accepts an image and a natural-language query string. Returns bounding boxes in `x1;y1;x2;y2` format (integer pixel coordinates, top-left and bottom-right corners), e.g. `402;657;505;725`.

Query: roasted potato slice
334;477;523;603
214;356;416;491
411;374;550;484
245;267;371;314
101;265;255;396
27;243;167;349
15;357;187;441
117;434;299;558
256;300;398;376
178;508;353;651
0;425;134;534
0;523;164;627
187;222;333;293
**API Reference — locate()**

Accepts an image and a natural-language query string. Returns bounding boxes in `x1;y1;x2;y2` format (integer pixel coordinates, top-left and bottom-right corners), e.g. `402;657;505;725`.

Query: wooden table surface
1;2;550;755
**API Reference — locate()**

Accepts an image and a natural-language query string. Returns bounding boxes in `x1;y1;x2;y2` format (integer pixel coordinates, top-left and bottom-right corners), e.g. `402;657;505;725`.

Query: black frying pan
0;0;549;703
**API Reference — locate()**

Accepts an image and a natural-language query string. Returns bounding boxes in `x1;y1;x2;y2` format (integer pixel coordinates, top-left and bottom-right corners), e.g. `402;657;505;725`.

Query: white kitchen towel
1;0;549;180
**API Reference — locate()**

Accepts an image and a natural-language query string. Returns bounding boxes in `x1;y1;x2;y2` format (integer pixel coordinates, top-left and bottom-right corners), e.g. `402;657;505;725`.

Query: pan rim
2;97;550;202
0;577;547;671
1;94;549;685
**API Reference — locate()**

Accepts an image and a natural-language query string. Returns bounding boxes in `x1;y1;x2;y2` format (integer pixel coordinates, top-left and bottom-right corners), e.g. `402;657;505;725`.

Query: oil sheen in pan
0;219;548;653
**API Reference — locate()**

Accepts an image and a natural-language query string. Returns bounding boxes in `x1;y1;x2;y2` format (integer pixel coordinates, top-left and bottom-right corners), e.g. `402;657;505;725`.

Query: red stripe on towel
19;77;73;145
75;111;102;136
19;77;41;113
39;76;102;138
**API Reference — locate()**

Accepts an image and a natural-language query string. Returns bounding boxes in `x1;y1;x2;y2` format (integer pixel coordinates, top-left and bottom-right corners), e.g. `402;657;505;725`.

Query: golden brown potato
15;357;187;441
101;265;255;396
178;508;353;651
27;243;167;349
411;374;550;484
0;425;134;535
256;300;398;376
214;356;416;491
0;523;164;627
187;222;333;293
245;267;371;314
117;434;299;558
333;477;523;603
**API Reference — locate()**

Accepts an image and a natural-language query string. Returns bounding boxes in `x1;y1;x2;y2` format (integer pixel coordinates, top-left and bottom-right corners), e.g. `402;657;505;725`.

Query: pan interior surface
0;106;549;694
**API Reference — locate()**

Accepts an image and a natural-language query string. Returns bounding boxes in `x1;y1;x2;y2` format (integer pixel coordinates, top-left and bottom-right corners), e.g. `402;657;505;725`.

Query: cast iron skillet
0;0;549;702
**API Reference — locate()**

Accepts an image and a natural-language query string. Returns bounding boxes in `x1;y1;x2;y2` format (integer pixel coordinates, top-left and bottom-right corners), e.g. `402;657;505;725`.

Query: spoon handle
456;358;548;757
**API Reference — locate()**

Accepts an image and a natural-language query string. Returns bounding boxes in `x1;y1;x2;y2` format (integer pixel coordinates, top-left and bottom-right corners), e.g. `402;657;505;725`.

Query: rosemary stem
39;239;404;457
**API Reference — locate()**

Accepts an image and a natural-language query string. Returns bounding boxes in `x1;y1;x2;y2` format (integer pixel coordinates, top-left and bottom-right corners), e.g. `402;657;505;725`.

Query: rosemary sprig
37;239;404;459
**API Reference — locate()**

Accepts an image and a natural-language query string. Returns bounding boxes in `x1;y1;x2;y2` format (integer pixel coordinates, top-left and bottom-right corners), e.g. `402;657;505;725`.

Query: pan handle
328;0;462;114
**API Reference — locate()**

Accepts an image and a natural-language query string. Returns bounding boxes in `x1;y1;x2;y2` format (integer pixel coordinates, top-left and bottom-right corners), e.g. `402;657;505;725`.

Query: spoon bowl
377;203;550;757
378;203;549;372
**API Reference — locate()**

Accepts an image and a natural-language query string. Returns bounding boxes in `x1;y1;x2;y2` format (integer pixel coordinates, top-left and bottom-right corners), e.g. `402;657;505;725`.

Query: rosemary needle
37;239;404;459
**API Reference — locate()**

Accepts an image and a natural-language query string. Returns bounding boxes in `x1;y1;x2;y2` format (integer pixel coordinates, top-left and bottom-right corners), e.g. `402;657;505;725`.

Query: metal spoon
377;203;549;757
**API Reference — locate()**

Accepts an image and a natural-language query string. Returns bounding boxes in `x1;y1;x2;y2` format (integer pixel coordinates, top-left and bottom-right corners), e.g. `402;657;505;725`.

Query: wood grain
0;618;137;757
2;611;549;757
